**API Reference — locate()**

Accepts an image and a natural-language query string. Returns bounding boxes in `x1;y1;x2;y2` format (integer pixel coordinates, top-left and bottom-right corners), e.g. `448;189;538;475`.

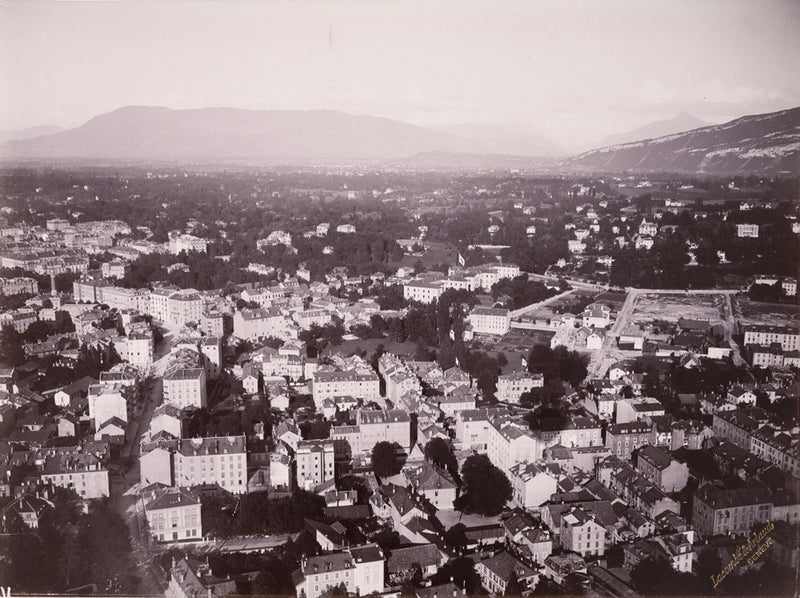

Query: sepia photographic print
0;1;798;597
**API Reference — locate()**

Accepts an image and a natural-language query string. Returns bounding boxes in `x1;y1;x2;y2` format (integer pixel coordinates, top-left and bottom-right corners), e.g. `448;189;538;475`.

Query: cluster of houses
1;199;799;598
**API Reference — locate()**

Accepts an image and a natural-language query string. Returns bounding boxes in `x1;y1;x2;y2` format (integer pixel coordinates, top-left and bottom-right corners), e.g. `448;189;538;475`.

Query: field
734;297;800;326
399;241;459;269
630;293;726;326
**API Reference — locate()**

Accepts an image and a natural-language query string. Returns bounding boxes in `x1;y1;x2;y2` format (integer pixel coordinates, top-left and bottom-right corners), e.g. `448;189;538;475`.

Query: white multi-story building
88;383;128;431
296;439;336;490
469;307;511;335
496;372;544;403
233;307;288;341
198;336;222;380
638;219;658;236
0;309;37;333
163;367;206;410
163;349;207;410
331;409;411;458
403;280;445;304
560;507;607;557
116;329;154;368
508;462;558;509
379;354;423;405
144;487;202;543
102;286;150;313
41;453;109;499
737;223;759;238
0;277;38;295
172;436;247;494
169;232;208;255
292;544;385;598
743;324;800;352
487;420;542;476
168;290;203;327
312;366;380;408
455;409;494;451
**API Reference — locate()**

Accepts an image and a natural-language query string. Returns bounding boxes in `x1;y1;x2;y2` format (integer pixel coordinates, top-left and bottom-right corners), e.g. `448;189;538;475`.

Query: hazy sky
1;0;798;148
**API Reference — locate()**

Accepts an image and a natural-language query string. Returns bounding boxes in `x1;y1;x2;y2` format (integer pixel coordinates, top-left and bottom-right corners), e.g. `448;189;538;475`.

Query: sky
1;0;798;149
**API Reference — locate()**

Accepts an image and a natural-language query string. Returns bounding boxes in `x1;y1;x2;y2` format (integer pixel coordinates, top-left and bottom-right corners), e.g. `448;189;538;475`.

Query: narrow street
110;326;177;595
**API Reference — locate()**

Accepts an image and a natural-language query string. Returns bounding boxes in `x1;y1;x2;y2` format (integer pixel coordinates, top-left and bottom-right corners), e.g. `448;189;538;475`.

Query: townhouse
635;445;689;492
171;436;248;494
296;439;336;491
41;453;109;499
143;486;202;543
312;365;380;409
292;544;385;598
605;421;652;460
496;372;544;403
508;461;558;509
692;483;772;537
560;506;607;557
163;350;207;410
743;324;800;352
469;307;511;335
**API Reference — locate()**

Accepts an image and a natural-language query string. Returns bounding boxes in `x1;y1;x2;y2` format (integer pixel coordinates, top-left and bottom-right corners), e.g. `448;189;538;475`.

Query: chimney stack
50;274;57;297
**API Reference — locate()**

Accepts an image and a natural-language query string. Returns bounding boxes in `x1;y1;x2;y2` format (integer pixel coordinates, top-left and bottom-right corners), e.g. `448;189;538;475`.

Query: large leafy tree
371;441;403;479
455;454;512;516
430;557;482;595
0;325;25;366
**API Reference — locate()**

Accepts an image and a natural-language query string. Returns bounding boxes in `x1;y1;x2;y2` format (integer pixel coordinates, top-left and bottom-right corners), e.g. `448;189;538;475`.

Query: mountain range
1;105;798;174
566;107;799;175
0;125;64;142
590;112;712;149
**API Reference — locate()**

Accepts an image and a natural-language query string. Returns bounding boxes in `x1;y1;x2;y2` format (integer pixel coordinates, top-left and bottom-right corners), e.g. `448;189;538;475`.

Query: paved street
110;326;177;595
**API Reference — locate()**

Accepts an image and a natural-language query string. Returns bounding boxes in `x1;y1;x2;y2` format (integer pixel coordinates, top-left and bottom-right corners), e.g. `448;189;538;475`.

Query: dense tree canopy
201;489;325;538
454;454;512;516
371;441;404;479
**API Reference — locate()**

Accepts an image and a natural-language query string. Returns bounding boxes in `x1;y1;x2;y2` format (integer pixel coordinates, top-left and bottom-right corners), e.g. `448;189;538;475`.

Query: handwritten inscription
710;520;774;589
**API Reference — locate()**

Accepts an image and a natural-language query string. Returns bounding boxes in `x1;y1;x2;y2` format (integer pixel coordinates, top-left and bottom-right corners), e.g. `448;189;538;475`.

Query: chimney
50;274;57;297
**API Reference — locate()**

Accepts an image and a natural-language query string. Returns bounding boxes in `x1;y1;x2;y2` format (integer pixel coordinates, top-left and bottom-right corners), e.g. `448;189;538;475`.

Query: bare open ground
632;293;725;326
736;298;800;326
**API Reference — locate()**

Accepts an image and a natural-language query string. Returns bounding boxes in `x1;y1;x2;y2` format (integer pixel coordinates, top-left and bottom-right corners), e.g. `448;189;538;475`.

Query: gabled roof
638;445;674;470
416;583;465;598
387;544;441;573
694;483;773;509
404;462;457;493
503;511;537;536
146;487;200;511
349;543;384;564
476;550;536;582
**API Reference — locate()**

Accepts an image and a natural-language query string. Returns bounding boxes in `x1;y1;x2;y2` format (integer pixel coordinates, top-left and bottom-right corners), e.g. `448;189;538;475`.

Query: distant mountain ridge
565;107;800;175
0;106;562;164
2;105;798;174
0;125;64;142
432;122;568;157
591;112;712;150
